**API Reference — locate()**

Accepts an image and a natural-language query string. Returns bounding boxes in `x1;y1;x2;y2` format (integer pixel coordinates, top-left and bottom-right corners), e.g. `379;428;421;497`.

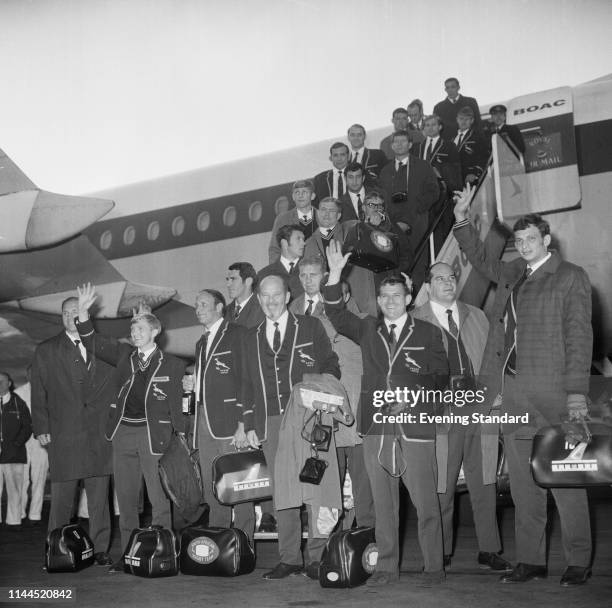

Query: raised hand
76;283;97;321
326;239;351;272
132;300;152;317
452;183;475;222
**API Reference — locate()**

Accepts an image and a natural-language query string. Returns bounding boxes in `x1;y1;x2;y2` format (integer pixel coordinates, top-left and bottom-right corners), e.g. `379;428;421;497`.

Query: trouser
21;440;48;521
197;413;255;542
438;423;501;555
113;424;171;552
48;475;111;552
337;444;375;528
363;434;443;574
0;464;25;525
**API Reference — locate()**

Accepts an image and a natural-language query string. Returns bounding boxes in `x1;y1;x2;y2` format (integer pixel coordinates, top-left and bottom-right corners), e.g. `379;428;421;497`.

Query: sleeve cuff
75;318;95;337
322;283;343;305
453;219;470;230
243;410;254;432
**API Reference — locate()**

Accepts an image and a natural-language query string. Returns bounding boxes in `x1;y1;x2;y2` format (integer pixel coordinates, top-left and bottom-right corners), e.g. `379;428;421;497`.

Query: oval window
223;206;237;227
249;201;262;222
172;216;185;237
197;211;210;232
147;221;160;241
123;226;136;246
100;230;112;250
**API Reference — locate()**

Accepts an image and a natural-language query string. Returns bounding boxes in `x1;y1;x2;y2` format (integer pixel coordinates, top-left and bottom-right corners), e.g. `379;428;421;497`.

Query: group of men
11;76;593;589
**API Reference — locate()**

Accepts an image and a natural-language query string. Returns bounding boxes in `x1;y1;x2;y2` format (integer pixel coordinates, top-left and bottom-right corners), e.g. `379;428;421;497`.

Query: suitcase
531;421;612;487
45;524;95;573
123;526;178;577
342;222;399;272
212;450;272;505
319;526;378;588
179;526;255;576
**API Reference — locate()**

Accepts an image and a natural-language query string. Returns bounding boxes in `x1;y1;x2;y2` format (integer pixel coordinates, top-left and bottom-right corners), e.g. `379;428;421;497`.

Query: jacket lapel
204;321;228;375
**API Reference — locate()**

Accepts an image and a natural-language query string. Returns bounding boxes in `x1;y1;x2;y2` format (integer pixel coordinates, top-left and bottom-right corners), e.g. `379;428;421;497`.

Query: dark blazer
192;320;246;441
313;169;345;203
31;331;115;482
268;208;317;263
338;189;374;222
453;221;592;427
76;319;186;455
352;147;389;179
258;260;304;301
455;128;490;183
225;294;265;329
241;313;340;439
323;283;449;435
433;95;482;141
378;156;440;244
411;138;462;193
0;393;32;464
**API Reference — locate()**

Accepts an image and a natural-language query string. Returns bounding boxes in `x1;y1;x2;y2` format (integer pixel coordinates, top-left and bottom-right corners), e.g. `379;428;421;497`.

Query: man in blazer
347;123;388;182
454;106;490;185
259;224;305;301
338;162;372;222
225;262;265;329
31;296;115;566
489;104;525;155
323;241;448;587
434;77;482;142
453;186;593;587
241;274;340;579
184;289;254;540
412;262;511;572
313;142;350;203
268;180;318;263
75;284;185;571
380;107;422;160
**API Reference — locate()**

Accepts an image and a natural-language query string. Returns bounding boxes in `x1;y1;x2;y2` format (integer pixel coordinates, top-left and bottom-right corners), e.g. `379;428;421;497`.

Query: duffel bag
45;524;95;573
123;525;178;577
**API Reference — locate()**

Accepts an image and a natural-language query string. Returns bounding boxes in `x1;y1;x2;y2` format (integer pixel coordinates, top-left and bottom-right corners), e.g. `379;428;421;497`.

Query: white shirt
202;317;224;357
454;130;468;146
303;293;321;314
138;344;157;361
265;310;289;351
395;157;409;171
447;94;462;104
423;136;440;159
349;188;366;216
430;300;459;333
527;252;551;274
351;147;364;164
67;332;87;362
297;209;313;223
0;391;10;405
384;312;408;341
332;168;346;199
280;256;298;274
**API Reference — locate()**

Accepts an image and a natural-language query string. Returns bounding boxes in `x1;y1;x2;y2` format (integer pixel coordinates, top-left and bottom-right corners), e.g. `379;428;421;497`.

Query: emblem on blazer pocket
403;352;422;372
298;348;315;367
152;383;168;400
214;358;231;374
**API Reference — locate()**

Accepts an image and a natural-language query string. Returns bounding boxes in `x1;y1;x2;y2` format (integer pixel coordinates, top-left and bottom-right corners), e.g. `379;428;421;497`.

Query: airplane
1;73;611;387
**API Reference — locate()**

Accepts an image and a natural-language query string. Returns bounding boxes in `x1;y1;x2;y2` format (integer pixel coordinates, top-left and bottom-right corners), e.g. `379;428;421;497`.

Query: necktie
425;139;433;163
138;351;145;362
273;322;281;352
305;299;314;316
388;323;397;348
336;171;344;197
75;339;87;363
357;194;364;221
505;267;532;373
234;303;242;320
457;132;465;148
201;330;210;360
446;309;459;339
288;262;295;273
395;160;402;172
302;215;310;223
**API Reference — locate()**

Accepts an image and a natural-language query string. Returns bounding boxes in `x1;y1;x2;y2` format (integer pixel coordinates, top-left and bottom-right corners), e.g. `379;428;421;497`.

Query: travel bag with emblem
212;449;272;505
123;525;178;577
342;221;399;272
179;526;255;576
530;420;612;487
319;526;378;588
45;524;95;572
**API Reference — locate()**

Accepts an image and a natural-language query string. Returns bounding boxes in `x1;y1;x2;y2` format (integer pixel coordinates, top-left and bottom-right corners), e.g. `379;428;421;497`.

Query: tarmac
1;488;611;608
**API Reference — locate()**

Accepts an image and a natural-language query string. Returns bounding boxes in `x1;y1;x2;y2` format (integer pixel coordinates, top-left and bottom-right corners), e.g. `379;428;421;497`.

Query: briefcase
531;421;612;487
342;222;399;272
45;524;95;573
179;526;255;576
158;431;206;523
123;526;178;577
319;526;378;588
212;449;272;505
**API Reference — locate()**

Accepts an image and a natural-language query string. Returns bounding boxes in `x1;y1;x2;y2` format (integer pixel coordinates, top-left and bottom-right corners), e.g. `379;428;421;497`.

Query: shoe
560;566;591;586
262;563;303;579
500;562;547;583
365;570;399;587
258;513;277;533
478;551;512;571
417;570;446;587
24;519;42;528
94;552;113;566
443;554;452;568
304;561;320;580
108;559;125;573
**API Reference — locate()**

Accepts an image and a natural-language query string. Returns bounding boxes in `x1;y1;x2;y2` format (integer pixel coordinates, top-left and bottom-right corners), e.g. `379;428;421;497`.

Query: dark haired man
313;142;350;202
346;124;387;181
225;262;265;328
453;186;593;587
324;241;448;587
380;108;411;160
338;162;371;222
407;99;426;142
434;77;481;141
454;106;490;185
488;104;525;155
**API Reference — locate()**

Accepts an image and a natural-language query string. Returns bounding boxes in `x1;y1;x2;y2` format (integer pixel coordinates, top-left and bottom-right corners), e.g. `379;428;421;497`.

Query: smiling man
453;185;593;587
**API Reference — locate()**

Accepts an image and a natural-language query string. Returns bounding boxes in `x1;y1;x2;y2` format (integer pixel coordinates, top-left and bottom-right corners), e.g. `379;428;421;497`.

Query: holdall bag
158;431;206;523
123;525;178;577
319;526;378;588
179;526;255;576
45;524;95;573
212;449;272;505
342;222;399;273
531;420;612;487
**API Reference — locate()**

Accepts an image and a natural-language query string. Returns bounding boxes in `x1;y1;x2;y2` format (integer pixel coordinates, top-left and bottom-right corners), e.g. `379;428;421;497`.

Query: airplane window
147;221;160;241
100;230;112;250
223;206;237;227
123;226;136;246
249;201;263;222
197;211;210;232
275;196;289;215
172;216;185;237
